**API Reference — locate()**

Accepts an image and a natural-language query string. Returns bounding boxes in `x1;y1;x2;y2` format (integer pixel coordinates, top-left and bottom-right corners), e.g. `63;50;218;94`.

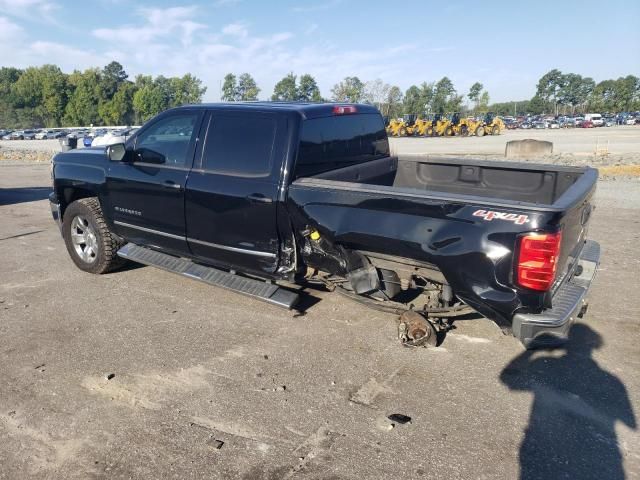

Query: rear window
295;114;389;178
202;114;277;177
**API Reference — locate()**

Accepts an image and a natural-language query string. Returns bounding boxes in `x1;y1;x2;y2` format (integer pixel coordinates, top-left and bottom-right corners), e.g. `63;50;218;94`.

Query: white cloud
0;6;441;102
0;0;57;22
93;6;205;47
0;16;25;42
222;22;248;38
293;0;341;13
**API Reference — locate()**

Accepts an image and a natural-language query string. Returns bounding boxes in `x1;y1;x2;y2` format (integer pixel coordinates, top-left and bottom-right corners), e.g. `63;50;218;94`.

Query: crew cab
50;102;600;348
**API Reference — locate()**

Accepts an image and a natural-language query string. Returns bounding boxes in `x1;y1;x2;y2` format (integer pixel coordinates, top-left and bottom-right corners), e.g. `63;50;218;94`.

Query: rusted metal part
397;311;438;347
334;285;473;317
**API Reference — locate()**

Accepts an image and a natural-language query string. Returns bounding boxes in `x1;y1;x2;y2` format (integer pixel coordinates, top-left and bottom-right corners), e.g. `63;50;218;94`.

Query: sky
0;0;638;103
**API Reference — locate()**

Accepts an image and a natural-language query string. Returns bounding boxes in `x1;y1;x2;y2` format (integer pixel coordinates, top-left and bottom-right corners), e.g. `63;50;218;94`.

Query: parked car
533;121;546;129
604;118;615;127
520;122;532;129
50;102;600;349
21;129;37;140
581;120;594;128
625;117;637;125
549;121;560;129
1;131;13;140
10;131;25;140
584;114;604;127
36;130;54;140
47;131;67;139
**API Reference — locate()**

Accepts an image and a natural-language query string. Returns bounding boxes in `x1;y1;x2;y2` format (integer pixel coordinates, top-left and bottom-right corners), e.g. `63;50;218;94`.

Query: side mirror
107;143;126;162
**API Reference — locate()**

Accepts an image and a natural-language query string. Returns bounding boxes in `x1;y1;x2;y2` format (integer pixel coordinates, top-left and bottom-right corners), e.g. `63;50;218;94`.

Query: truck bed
288;156;598;327
303;156;593;208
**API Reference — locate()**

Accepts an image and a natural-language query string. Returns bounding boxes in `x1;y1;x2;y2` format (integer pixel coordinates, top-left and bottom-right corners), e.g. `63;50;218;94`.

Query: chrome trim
49;200;62;231
114;221;276;258
187;237;276;258
114;221;185;240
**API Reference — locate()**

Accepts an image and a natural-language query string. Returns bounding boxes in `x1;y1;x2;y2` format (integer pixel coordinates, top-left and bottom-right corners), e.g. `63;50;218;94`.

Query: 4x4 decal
473;209;530;225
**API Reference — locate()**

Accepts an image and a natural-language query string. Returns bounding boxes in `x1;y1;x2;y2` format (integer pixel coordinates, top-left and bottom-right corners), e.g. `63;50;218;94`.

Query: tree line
221;69;640;118
489;70;640;117
2;62;639;129
0;62;206;128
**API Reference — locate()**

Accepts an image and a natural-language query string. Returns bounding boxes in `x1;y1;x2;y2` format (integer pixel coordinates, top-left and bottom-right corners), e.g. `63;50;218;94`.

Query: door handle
246;194;273;204
164;181;182;190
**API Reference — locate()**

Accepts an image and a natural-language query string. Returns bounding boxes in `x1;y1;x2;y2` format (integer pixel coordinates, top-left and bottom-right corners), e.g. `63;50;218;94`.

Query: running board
117;243;299;309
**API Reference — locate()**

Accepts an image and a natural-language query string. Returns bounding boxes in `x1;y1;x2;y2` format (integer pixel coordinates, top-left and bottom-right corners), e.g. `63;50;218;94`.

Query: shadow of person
500;323;636;480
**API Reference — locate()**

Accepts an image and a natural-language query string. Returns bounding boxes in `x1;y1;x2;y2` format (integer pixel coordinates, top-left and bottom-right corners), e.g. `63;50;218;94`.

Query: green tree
12;65;68;127
403;85;422;114
237;73;260;101
170;73;207;106
99;82;136;125
221;73;238;101
330;76;364;102
133;77;171;122
536;69;564;114
432;76;456;113
99;61;127;100
528;94;547;115
385;86;403;118
272;73;298;101
468;82;483;107
63;68;101;126
477;91;490;113
298;74;322;101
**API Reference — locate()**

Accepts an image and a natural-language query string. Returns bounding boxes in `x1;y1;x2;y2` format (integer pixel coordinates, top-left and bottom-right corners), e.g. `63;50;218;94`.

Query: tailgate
551;168;598;292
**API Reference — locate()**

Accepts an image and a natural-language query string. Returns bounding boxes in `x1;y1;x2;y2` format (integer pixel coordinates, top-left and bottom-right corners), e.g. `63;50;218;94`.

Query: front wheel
475;126;485;137
62;198;126;274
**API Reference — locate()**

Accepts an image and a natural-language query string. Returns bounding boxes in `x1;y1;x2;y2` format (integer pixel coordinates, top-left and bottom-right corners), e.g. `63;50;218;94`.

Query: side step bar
117;243;299;309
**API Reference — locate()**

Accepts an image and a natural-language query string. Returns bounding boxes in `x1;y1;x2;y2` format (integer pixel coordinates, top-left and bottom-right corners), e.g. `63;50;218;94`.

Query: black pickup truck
50;102;600;347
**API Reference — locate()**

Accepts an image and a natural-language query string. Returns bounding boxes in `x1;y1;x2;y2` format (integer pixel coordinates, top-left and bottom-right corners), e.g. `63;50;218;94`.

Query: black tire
62;198;126;274
461;125;469;137
399;127;407;137
476;126;485;137
492;125;500;135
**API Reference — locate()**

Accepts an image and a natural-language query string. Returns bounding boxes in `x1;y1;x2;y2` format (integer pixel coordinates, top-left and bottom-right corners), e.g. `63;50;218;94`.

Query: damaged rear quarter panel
286;183;557;324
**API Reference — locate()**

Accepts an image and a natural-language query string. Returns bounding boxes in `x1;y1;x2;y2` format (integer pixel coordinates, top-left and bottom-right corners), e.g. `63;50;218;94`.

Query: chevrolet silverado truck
49;102;600;348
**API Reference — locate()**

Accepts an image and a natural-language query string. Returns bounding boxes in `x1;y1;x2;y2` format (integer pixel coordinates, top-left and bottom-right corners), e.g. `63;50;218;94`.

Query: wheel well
60;188;97;219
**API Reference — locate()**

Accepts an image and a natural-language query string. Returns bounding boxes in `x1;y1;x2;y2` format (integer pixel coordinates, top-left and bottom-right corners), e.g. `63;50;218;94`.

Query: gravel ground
389;125;640;166
0;165;638;479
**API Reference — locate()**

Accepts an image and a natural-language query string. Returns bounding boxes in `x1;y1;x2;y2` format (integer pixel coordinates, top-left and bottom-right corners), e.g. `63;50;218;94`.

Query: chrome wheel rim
70;215;98;263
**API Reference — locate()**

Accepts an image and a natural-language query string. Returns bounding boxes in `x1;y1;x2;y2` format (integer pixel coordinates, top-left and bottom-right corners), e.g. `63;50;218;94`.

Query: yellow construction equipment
482;112;505;135
386;114;418;137
385;114;434;137
426;113;455;137
454;115;485;137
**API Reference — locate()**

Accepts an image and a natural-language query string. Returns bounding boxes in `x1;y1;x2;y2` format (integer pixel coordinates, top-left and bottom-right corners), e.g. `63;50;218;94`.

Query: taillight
516;232;562;291
332;105;357;115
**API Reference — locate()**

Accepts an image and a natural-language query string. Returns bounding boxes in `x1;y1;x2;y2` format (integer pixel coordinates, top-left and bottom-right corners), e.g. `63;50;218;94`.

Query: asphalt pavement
0;164;638;479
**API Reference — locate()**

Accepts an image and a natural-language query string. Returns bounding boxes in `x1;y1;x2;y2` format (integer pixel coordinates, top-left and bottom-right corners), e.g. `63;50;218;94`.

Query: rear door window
296;114;389;178
202;114;277;177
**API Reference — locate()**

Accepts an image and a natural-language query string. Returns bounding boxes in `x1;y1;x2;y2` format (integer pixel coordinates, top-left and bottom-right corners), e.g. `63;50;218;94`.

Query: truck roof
174;102;380;119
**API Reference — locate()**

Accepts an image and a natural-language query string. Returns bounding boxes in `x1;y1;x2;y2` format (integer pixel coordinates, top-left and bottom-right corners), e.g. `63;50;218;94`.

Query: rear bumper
512;240;600;348
49;192;62;231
